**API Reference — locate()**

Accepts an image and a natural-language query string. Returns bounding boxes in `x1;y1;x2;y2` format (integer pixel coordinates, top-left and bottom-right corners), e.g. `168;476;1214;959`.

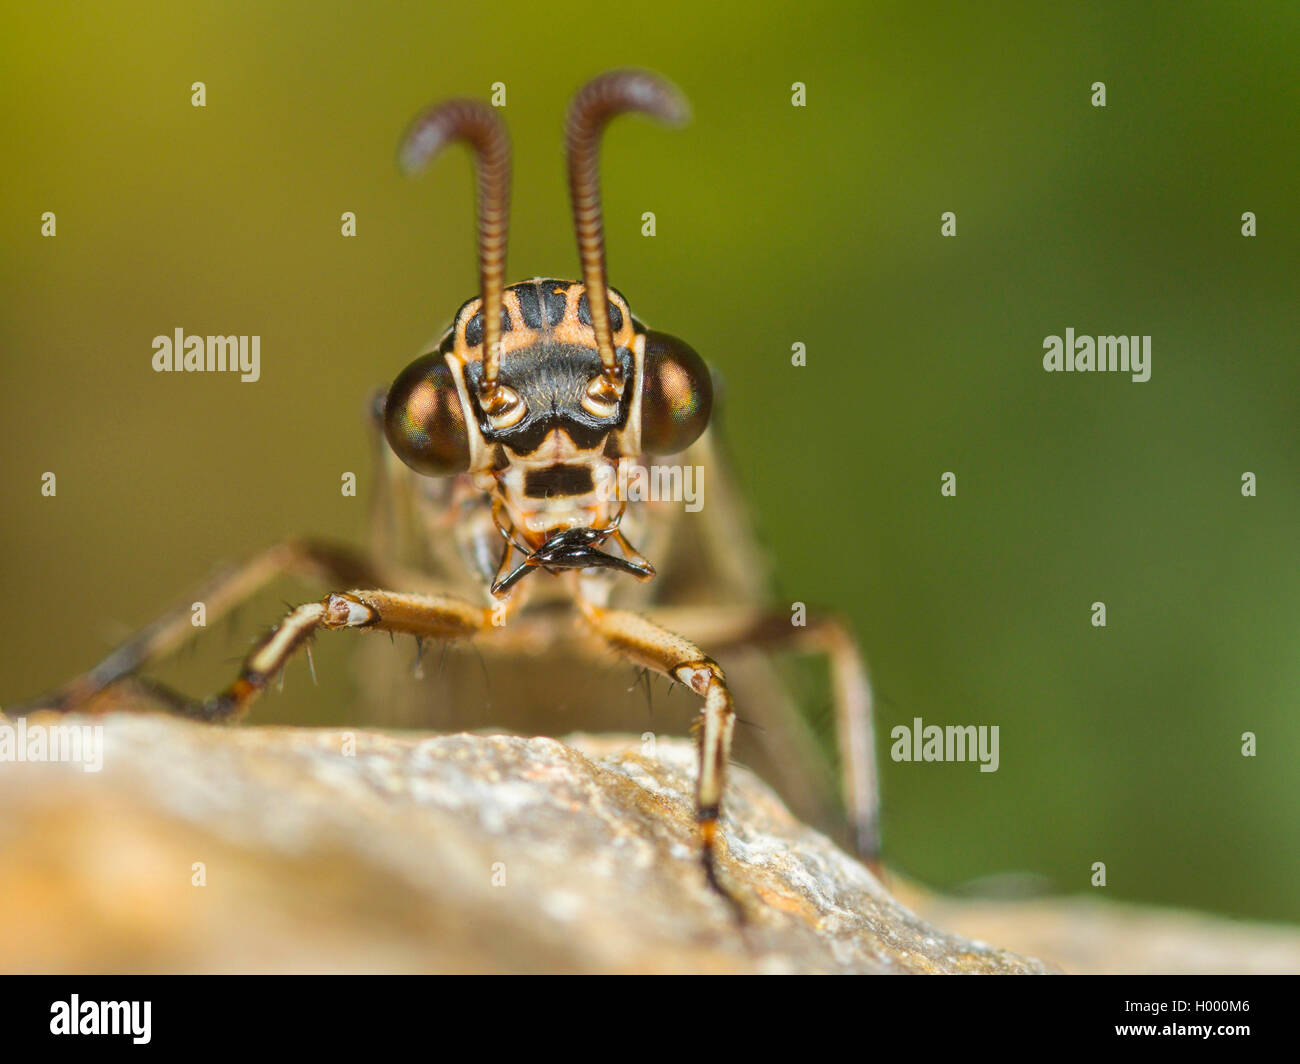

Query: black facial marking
523;464;596;498
465;307;512;348
578;292;624;332
544;284;569;326
439;281;636;354
515;284;542;329
465;342;634;453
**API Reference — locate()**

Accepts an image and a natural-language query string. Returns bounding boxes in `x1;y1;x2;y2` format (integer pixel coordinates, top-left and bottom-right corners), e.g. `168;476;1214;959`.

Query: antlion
18;70;881;917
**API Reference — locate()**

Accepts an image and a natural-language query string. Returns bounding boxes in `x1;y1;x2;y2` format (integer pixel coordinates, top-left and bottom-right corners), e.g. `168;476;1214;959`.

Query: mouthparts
491;526;654;596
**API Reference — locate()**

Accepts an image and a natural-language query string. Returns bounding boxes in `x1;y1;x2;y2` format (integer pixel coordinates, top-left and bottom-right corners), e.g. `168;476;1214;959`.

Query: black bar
0;974;1292;1051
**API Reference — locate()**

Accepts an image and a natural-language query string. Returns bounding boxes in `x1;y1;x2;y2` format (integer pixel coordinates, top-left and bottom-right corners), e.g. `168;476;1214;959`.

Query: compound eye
639;331;712;455
383;353;471;476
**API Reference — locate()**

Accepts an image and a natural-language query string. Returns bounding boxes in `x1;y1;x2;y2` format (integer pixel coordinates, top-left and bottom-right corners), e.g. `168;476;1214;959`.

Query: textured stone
0;712;1050;974
906;888;1300;976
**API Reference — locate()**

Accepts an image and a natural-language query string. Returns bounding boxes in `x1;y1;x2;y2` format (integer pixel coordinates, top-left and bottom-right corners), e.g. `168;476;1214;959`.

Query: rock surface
906;889;1300;976
0;712;1051;974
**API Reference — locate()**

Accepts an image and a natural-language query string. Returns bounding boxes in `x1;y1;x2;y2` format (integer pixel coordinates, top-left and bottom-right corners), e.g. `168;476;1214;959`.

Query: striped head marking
382;72;712;569
448;279;639;455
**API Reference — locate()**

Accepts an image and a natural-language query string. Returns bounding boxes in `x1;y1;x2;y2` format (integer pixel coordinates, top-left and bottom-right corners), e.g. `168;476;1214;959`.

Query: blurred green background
2;1;1297;922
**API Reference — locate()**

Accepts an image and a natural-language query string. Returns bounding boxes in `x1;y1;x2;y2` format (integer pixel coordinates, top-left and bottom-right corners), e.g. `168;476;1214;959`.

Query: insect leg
192;589;498;722
640;606;880;870
16;538;392;713
575;598;745;921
